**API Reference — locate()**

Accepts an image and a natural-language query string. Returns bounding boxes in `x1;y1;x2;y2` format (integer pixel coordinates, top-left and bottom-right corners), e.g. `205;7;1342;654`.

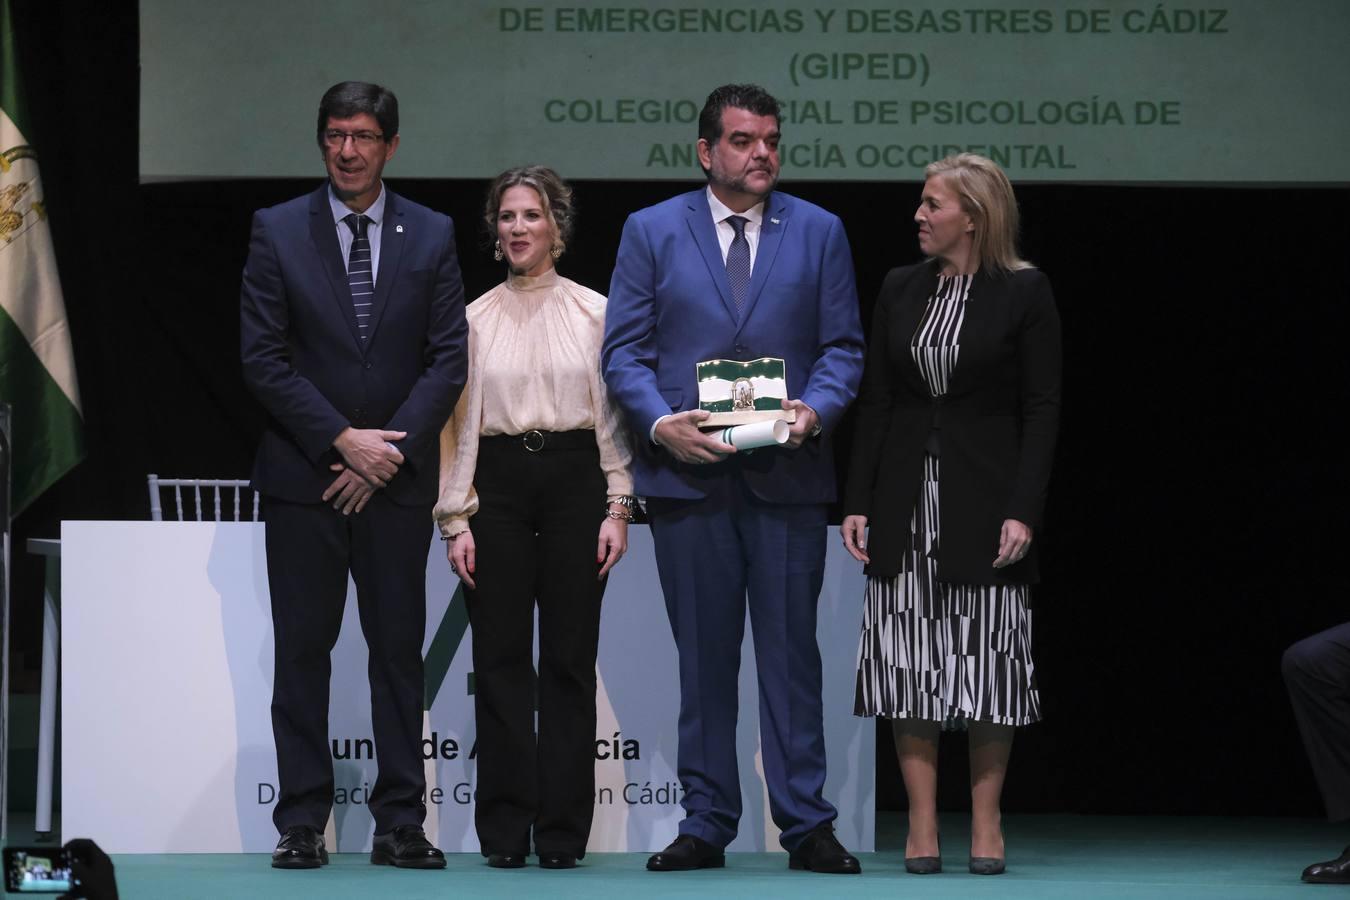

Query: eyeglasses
322;129;384;148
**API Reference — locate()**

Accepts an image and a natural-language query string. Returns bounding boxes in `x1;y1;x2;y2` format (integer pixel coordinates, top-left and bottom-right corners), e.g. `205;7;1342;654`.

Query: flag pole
1;401;13;843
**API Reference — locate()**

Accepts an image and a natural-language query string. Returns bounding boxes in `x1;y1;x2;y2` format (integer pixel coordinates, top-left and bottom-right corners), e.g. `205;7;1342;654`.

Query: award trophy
696;357;795;449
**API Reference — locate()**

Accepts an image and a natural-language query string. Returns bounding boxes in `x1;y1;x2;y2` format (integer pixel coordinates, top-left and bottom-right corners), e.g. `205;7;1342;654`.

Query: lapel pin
395;224;404;233
770;217;780;225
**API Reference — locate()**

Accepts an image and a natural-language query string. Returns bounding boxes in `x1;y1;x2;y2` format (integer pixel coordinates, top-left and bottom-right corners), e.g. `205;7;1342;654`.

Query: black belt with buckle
480;429;597;453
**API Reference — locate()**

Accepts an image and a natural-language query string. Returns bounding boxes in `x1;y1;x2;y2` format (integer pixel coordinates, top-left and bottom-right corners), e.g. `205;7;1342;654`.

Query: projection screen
140;0;1350;183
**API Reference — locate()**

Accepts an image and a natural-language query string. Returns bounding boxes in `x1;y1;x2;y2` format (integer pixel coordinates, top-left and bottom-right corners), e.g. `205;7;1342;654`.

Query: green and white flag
695;356;794;426
0;0;84;514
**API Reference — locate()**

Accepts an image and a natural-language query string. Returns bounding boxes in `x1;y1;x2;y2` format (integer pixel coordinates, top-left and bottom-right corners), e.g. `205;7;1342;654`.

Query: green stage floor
6;814;1347;898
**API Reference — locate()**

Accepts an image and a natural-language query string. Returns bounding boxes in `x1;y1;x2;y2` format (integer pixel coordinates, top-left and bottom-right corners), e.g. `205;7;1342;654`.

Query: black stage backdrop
9;1;1350;817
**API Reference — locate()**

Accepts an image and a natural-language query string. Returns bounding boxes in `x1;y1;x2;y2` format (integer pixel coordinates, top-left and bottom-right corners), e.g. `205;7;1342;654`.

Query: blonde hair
924;153;1031;274
483;165;575;258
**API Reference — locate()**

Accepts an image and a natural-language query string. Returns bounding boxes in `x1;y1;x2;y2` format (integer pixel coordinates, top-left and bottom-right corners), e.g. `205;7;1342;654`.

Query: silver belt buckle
523;430;545;452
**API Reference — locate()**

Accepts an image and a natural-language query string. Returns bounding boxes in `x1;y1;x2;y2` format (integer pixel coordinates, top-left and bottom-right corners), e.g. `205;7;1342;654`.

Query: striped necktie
725;215;750;312
343;213;373;341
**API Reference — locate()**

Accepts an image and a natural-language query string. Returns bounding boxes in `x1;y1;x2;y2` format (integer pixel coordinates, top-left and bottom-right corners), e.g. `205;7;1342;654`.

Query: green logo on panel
423;583;472;709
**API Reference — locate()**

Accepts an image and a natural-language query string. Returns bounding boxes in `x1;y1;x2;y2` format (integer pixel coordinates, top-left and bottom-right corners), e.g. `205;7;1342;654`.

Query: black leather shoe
969;856;1006;875
539;851;578;869
271;825;328;869
1303;845;1350;883
788;825;861;874
905;855;942;874
371;825;446;869
487;853;526;869
647;834;725;871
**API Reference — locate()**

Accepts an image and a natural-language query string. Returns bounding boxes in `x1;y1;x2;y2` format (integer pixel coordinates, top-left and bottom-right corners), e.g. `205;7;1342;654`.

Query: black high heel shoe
905;836;941;874
970;824;1006;874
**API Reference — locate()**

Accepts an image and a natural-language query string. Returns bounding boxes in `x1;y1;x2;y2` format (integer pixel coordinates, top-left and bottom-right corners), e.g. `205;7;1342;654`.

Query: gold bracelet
605;508;634;522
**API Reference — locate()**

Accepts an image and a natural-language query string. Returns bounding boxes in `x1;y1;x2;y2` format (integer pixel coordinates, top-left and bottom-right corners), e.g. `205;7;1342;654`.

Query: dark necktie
343;213;373;341
726;215;751;312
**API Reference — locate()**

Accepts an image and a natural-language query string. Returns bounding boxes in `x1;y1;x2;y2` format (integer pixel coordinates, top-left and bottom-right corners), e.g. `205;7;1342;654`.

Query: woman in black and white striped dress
841;153;1061;877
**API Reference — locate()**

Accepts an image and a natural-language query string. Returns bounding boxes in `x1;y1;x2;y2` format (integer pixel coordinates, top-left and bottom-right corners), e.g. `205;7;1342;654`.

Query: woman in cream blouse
435;166;634;871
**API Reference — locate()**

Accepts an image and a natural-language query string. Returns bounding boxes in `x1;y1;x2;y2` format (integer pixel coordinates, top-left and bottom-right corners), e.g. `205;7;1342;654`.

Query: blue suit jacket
240;183;468;505
602;189;864;502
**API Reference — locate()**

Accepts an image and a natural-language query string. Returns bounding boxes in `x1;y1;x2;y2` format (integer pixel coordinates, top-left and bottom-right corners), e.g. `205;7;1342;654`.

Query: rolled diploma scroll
718;418;790;450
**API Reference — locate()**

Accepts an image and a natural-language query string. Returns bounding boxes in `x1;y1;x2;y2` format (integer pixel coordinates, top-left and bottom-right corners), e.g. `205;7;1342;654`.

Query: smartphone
3;846;75;893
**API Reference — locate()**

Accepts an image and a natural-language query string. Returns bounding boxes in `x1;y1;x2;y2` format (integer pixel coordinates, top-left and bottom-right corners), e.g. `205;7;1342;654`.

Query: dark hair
316;81;399;147
697;84;781;145
482;166;576;257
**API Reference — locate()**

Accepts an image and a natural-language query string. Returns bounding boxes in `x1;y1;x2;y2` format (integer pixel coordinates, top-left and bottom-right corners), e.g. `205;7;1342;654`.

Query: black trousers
264;493;433;834
1284;622;1350;821
466;432;608;857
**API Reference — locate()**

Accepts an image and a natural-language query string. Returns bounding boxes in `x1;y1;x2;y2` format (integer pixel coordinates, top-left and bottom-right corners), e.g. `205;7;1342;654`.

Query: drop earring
493;239;504;261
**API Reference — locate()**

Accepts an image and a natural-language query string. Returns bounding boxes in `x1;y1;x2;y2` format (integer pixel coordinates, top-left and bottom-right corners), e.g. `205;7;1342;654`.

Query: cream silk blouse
433;269;634;536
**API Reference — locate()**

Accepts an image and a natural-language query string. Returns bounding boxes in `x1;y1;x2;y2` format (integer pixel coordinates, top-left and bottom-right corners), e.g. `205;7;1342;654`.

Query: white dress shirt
706;187;765;269
329;182;386;284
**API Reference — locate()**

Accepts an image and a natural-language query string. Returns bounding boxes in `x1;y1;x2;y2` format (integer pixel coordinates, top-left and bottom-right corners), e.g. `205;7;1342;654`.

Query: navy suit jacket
602;189;864;502
240;183;468;505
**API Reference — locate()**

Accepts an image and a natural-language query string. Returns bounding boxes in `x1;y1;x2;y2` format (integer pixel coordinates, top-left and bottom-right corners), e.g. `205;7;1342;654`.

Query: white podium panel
61;521;872;853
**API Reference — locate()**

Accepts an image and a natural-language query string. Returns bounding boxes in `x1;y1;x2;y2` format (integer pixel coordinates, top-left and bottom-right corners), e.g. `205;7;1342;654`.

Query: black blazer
843;260;1061;583
240;184;469;505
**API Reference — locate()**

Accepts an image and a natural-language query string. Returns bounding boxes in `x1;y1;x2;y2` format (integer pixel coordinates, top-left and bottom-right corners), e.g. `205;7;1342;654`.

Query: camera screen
4;849;73;892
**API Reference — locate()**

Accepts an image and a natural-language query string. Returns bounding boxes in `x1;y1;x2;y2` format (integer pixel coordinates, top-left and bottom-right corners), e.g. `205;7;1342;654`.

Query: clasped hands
654;399;819;464
322;426;407;515
841;515;1033;568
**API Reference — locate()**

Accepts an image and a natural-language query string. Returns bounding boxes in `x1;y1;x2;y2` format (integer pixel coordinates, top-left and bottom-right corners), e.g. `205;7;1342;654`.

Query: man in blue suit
240;81;467;870
602;84;865;873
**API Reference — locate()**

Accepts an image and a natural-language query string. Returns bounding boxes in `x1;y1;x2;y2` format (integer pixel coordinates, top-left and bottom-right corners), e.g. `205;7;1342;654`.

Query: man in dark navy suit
1285;624;1350;883
602;84;864;873
240;81;467;870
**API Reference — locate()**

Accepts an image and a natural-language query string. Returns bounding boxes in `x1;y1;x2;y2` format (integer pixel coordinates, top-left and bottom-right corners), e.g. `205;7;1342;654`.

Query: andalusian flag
0;0;84;514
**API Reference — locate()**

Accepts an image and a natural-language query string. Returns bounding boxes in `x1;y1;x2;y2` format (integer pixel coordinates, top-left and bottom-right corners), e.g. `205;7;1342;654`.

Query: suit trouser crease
1284;622;1350;822
648;472;837;850
466;437;606;855
266;495;433;834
